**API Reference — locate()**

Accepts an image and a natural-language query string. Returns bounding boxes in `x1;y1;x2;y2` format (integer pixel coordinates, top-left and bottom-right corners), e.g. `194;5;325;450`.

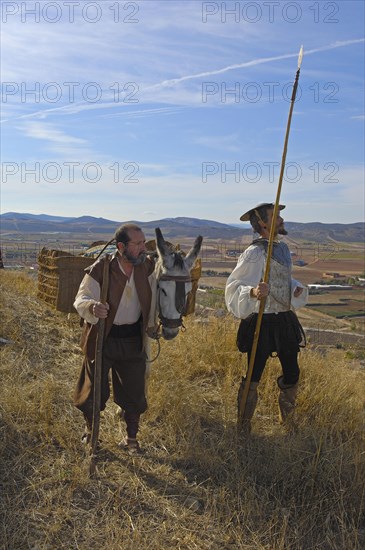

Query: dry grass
1;270;364;550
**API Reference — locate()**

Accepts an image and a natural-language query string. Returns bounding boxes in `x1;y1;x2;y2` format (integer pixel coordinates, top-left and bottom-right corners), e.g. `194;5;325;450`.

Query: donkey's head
155;227;203;340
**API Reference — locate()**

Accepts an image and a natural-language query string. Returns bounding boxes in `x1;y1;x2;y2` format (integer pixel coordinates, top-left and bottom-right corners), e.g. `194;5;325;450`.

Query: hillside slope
1;271;364;550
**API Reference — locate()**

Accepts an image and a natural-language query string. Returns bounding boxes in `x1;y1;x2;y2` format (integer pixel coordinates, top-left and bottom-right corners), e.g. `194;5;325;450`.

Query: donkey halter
157;273;192;329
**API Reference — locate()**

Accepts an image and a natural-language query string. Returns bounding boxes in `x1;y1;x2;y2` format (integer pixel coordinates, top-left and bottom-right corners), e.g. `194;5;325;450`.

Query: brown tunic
80;253;155;361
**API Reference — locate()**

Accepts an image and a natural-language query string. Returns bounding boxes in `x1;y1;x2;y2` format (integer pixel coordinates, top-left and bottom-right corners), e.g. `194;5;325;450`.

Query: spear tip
298;45;304;69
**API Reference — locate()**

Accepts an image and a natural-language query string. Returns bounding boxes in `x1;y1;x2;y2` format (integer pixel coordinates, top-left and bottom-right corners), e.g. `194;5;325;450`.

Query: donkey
154;227;203;341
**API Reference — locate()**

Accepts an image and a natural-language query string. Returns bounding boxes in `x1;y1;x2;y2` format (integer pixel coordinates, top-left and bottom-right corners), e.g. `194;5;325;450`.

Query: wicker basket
37;240;202;315
37;248;94;313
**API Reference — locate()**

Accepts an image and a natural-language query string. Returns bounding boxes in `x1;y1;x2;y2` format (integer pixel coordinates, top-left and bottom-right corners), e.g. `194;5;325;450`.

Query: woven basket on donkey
145;239;202;316
37;248;94;313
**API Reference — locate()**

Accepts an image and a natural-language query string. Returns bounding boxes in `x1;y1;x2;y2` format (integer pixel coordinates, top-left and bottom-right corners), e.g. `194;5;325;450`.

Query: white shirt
73;265;158;328
225;243;308;319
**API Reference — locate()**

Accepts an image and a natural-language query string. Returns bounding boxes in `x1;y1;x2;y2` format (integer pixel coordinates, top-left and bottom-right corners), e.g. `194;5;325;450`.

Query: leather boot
124;411;140;439
121;411;142;454
237;377;259;433
277;375;298;423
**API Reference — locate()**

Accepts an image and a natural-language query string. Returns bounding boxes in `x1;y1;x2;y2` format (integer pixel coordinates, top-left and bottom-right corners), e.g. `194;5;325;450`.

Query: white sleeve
73;273;100;324
291;278;308;310
225;246;264;319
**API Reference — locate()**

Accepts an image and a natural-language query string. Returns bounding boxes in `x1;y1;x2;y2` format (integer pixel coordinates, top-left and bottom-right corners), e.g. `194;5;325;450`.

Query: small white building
308;284;353;291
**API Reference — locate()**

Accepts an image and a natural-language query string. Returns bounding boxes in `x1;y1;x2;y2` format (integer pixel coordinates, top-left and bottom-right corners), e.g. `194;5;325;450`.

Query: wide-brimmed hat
240;202;286;222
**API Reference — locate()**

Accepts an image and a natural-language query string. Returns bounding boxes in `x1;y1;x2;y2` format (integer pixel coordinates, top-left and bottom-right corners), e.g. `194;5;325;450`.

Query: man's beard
278;225;288;236
123;251;147;266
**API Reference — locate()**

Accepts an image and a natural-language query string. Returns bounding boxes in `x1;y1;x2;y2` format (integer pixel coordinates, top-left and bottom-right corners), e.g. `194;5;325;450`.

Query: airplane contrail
149;38;365;89
2;38;364;123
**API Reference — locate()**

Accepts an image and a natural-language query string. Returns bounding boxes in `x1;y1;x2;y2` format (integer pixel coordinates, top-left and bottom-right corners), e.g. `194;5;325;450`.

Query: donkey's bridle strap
158;314;184;329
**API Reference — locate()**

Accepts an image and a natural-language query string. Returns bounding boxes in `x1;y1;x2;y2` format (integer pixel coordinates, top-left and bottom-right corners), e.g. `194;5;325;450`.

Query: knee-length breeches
237;311;305;385
74;335;147;417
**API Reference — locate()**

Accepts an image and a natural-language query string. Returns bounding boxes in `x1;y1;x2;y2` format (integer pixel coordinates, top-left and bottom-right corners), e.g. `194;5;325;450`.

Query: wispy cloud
21;121;87;145
100;107;182;119
4;38;364;124
18;121;92;158
148;39;365;89
193;133;241;153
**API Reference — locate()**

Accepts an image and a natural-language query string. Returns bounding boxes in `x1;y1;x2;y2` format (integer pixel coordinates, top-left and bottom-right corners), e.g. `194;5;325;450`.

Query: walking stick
89;255;110;476
238;46;304;431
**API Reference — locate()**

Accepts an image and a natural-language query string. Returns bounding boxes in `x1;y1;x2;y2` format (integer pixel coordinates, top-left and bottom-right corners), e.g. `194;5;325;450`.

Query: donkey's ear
184;235;203;269
155;227;171;256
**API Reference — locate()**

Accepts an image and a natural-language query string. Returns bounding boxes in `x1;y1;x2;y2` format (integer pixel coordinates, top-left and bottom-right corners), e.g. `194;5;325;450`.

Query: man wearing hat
225;203;308;432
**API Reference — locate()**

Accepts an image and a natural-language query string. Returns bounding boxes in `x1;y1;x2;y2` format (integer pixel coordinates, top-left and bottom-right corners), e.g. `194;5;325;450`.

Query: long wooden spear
238;46;304;430
89;255;110;476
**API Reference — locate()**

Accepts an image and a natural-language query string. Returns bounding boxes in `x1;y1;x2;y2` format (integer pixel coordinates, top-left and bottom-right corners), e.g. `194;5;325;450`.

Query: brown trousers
74;335;147;419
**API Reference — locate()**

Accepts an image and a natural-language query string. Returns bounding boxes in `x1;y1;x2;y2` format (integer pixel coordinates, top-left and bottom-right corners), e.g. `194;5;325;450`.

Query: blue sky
1;0;364;224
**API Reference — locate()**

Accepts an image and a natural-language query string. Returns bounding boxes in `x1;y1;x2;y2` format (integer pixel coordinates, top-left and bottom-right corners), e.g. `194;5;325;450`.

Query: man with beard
225;203;308;432
73;223;157;454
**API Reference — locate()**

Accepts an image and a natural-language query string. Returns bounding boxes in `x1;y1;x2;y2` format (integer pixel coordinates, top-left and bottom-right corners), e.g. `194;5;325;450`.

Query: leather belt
109;321;141;338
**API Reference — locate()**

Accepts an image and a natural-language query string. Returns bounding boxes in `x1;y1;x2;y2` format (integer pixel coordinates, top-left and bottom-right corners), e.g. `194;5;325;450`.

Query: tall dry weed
1;270;364;549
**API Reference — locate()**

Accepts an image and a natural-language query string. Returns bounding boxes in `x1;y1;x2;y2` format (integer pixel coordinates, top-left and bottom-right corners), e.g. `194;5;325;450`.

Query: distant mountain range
1;212;364;242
